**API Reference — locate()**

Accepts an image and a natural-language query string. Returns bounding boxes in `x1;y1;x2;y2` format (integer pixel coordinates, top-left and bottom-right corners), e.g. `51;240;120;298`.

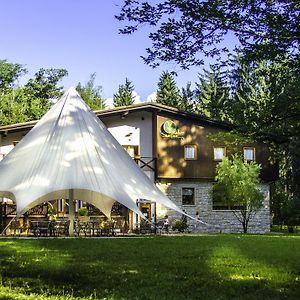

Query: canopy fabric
0;87;183;217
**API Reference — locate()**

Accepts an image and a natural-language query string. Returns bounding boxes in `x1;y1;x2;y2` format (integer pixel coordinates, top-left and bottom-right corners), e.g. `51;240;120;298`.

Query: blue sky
0;0;233;102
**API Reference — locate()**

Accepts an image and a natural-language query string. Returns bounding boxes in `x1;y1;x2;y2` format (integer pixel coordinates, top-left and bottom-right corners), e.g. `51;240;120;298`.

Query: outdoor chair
54;220;69;236
134;221;153;234
30;220;52;237
140;221;153;234
99;220;115;236
75;219;91;237
9;219;22;236
155;220;165;235
89;218;101;236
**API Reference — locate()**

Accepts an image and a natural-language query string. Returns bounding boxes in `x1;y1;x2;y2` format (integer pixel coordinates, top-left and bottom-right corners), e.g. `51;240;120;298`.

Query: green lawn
0;235;299;300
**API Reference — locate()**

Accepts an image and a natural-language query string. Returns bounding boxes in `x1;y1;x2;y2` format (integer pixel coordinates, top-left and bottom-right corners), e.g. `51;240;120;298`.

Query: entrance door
140;203;151;221
129;200;156;232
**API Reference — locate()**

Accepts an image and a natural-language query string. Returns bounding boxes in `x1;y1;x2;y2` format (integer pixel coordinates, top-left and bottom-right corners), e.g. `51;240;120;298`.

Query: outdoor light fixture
120;111;129;119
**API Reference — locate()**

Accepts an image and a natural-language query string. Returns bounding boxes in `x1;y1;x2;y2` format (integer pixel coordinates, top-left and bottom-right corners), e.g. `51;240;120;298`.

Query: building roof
0;101;233;134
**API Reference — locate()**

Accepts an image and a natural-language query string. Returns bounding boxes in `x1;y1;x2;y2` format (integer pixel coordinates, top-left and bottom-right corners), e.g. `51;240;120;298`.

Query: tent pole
0;216;15;236
68;189;75;237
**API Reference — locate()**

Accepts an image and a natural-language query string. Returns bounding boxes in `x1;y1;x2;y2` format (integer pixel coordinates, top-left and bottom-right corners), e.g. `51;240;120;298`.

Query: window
184;145;197;160
182;188;195;205
57;199;64;212
76;200;83;212
244;147;255;161
213;147;226;161
212;200;245;211
212;190;245;210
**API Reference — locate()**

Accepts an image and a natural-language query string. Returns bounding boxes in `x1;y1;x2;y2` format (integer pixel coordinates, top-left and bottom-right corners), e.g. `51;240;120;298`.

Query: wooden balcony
134;156;156;173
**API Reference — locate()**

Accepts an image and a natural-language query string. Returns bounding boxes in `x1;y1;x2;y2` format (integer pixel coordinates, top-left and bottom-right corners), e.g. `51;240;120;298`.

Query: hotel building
0;102;277;233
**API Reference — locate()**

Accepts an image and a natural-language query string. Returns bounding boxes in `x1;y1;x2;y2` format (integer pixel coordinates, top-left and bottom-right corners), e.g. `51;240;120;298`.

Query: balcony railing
134;156;156;173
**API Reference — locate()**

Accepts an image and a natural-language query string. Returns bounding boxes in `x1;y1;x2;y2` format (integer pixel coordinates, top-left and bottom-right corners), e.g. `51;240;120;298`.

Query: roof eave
0;102;234;133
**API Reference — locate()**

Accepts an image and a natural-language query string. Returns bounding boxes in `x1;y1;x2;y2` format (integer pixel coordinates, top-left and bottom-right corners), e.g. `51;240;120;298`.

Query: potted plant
48;207;57;221
78;207;89;222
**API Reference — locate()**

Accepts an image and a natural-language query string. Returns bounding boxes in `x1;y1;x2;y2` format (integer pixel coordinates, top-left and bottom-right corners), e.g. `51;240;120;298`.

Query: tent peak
65;86;79;96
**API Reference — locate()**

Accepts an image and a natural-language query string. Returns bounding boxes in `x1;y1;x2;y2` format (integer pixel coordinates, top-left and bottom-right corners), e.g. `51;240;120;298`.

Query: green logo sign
163;120;177;134
161;120;184;139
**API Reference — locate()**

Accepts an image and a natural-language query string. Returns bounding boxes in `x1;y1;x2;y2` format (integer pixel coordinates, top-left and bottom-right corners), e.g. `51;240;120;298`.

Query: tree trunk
242;220;248;233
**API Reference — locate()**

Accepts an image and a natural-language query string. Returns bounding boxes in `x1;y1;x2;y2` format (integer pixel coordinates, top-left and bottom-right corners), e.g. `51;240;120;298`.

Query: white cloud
105;97;114;108
132;91;142;104
146;92;157;102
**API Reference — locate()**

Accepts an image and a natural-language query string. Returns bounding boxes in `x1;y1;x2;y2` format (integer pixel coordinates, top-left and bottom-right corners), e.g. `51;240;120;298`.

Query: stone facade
156;181;271;233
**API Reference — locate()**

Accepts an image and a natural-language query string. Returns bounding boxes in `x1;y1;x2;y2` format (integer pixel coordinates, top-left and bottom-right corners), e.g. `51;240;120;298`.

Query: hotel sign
161;120;184;139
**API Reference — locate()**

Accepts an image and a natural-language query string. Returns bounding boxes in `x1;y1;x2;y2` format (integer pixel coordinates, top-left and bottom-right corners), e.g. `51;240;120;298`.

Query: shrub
172;219;188;233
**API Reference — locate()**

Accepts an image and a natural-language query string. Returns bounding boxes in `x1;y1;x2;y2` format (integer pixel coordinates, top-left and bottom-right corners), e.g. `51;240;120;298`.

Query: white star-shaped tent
0;88;183;220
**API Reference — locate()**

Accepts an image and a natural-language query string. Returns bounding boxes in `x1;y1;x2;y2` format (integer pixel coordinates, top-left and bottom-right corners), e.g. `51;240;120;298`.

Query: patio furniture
75;219;91;237
30;220;53;237
134;220;154;234
53;220;70;236
89;219;101;236
9;219;22;236
155;220;165;235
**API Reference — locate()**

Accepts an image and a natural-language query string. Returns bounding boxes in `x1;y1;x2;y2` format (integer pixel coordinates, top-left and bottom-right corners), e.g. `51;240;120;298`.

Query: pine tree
156;71;180;108
195;66;229;121
178;82;195;112
76;73;105;110
113;78;135;107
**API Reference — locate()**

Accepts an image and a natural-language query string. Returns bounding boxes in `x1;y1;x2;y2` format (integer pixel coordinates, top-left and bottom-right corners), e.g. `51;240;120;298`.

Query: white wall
0;144;14;161
102;111;153;158
102;111;155;182
108;125;140;147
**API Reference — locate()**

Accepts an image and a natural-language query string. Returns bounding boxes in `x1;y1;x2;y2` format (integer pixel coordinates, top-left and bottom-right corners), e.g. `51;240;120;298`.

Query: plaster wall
102;111;153;158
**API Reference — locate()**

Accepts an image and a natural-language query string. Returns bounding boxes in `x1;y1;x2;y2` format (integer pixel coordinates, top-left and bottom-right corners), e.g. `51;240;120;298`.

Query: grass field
0;235;299;300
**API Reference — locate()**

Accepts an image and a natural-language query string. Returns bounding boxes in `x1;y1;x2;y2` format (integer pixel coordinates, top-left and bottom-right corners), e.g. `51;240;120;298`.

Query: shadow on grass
0;235;299;299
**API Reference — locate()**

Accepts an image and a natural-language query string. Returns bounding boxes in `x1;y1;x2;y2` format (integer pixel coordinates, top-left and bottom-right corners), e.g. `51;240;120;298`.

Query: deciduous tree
0;59;26;92
117;0;300;68
0;60;68;125
76;73;106;110
24;68;68;120
212;155;264;233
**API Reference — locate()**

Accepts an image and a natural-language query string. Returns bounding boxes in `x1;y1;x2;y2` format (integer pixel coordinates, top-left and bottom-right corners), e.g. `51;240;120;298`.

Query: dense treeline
156;58;300;229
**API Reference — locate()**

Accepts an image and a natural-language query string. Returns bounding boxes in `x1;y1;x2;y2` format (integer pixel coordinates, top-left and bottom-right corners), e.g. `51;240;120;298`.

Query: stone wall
156;181;271;233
